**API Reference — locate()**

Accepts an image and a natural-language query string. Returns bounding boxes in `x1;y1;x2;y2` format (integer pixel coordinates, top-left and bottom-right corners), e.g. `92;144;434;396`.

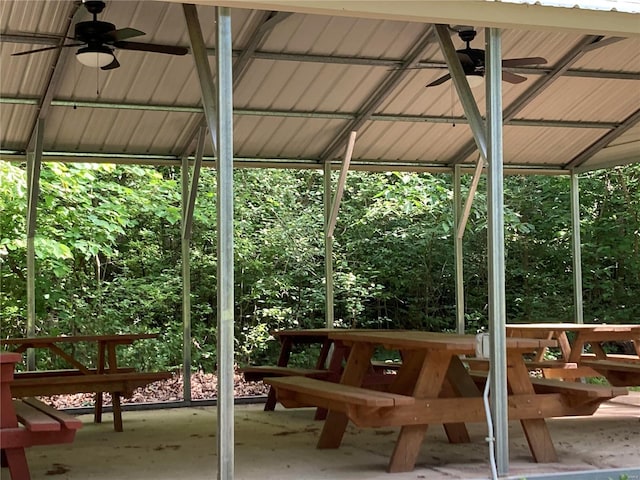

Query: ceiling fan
426;27;547;87
11;0;188;70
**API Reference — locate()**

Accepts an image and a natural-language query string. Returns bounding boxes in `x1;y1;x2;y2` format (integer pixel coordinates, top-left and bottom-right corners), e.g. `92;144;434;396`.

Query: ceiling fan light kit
76;45;114;68
11;0;188;71
426;27;547;88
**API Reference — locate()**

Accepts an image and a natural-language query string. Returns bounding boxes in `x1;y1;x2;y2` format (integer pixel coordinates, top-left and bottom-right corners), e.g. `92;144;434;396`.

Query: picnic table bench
505;323;640;385
241;328;400;413
578;359;640;387
1;334;172;432
1;352;83;480
267;330;619;473
467;370;628;415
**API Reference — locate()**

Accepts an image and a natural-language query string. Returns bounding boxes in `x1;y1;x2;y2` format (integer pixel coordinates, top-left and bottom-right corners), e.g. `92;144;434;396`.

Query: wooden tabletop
1;333;159;345
0;352;22;364
329;330;555;353
507;323;640;332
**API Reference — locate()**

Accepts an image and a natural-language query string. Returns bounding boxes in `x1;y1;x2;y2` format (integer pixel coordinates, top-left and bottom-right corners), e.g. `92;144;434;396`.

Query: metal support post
26;118;44;370
453;166;465;334
215;7;235;480
570;172;584;324
324;162;335;329
181;128;205;404
485;27;509;477
181;155;192;404
184;4;233;478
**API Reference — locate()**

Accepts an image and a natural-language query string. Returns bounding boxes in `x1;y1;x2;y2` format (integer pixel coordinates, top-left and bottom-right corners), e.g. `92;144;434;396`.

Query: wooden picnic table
1;352;82;480
506;323;640;386
243;328;400;412
1;333;158;372
266;330;627;473
1;333;169;431
506;323;640;362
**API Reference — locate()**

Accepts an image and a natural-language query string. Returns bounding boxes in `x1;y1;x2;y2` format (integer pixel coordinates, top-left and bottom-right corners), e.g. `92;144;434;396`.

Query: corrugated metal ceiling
0;0;638;173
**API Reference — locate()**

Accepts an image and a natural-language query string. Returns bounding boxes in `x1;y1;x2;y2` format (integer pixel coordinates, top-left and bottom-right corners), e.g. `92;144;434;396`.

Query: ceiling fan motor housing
83;1;106;16
75;20;116;44
458;29;477;44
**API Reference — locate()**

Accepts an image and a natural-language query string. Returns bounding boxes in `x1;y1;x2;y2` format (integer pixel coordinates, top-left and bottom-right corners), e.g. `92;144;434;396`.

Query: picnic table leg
315;339;332;370
440;356;481;444
314;341;349;421
317;343;373;449
3;448;31;480
589;342;607;359
507;351;558;463
94;342;106;424
264;337;294;411
111;392;123;432
107;344;124;432
387;350;451;473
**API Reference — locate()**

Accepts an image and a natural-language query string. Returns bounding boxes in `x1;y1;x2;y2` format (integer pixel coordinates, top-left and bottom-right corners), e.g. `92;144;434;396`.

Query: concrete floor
3;394;639;480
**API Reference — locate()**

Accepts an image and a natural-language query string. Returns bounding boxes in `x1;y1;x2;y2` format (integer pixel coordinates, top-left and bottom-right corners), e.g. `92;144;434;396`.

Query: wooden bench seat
579;360;640;387
580;353;640;363
240;366;331;383
12;367;136;379
265;376;414;414
267;373;628;433
464;357;600;380
469;370;628;415
10;371;172;432
1;398;82;479
10;371;172;397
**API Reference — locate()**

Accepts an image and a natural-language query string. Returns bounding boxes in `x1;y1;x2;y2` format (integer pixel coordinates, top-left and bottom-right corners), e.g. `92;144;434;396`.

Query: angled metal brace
327;131;356;239
182;126;206;240
456;154;485;240
450;34;603;164
184;4;218;155
179;9;290;157
435;24;487;162
26;119;44;238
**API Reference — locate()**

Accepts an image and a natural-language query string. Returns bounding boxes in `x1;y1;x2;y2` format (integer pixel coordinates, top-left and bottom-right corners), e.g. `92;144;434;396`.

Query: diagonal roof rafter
319;25;437;162
565;108;640;170
449;34;607;164
177;9;292;158
24;3;82;152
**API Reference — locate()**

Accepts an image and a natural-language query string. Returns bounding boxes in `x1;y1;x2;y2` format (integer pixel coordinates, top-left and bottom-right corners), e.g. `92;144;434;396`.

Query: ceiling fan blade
106;27;145;42
113;41;188;56
11;43;82;57
426;73;451;87
502;71;527;84
502;56;547;67
101;56;120;71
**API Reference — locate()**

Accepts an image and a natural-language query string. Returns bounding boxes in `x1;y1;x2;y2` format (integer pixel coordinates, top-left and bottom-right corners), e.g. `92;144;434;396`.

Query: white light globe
76;46;114;68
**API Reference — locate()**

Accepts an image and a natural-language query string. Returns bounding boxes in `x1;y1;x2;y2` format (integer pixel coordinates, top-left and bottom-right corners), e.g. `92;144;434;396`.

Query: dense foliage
1;161;638;370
